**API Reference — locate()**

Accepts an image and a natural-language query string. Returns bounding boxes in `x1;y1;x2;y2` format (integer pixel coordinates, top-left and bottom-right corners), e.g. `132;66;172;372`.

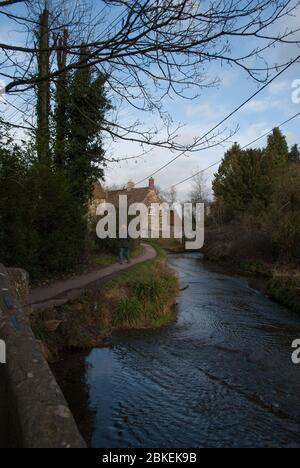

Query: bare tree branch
0;0;28;6
1;0;300;156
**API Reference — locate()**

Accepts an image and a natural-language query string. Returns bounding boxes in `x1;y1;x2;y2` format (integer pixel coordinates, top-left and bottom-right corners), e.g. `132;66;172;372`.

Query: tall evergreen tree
289;144;300;163
212;129;299;226
213;144;267;220
66;46;110;204
264;127;289;168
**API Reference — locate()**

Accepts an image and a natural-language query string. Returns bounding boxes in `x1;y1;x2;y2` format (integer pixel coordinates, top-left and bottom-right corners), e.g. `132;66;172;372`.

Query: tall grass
109;244;179;328
30;243;179;360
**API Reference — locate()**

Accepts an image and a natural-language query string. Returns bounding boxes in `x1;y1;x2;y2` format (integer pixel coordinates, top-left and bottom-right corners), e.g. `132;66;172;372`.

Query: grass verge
30;243;179;361
152;238;185;253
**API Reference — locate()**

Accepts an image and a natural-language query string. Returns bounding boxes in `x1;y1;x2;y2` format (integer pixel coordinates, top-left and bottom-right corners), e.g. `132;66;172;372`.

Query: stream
53;253;300;448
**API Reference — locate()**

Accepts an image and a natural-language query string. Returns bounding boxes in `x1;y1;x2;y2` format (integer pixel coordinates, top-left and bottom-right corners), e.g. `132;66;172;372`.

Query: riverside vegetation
204;128;300;314
30;244;179;361
0;43;110;281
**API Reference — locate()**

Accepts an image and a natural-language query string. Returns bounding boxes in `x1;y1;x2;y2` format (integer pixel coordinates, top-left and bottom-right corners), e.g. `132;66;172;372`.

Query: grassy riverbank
30;244;179;361
202;226;300;314
152;238;185;253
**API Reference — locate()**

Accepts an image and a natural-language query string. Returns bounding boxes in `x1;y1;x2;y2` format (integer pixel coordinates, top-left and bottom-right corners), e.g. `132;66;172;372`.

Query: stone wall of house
0;264;86;448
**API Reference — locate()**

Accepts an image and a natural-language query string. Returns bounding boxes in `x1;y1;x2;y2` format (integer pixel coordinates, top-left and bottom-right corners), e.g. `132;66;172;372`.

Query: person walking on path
119;229;130;264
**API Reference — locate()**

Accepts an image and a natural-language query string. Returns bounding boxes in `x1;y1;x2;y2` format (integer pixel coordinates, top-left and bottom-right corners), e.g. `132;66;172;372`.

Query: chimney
127;180;135;191
149;177;155;191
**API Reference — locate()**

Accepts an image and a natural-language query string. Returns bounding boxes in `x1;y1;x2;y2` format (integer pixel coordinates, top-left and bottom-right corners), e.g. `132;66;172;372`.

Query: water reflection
62;253;300;447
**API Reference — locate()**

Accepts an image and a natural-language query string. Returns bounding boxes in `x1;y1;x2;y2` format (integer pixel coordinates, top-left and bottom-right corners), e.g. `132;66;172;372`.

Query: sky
0;0;300;200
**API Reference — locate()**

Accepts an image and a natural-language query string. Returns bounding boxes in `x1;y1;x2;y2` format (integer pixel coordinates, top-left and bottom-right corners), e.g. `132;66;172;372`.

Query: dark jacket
119;237;129;248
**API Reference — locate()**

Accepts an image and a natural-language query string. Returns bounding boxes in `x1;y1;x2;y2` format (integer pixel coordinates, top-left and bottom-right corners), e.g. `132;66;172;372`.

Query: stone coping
0;264;86;448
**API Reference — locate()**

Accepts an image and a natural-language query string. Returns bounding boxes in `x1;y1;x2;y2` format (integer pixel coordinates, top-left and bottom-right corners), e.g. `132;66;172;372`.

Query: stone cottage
91;178;160;232
91;177;159;211
90;177;182;239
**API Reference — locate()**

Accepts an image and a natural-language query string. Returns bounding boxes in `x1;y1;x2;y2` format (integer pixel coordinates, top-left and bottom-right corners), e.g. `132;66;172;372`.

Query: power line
170;111;300;189
92;3;131;44
242;113;300;149
134;54;300;186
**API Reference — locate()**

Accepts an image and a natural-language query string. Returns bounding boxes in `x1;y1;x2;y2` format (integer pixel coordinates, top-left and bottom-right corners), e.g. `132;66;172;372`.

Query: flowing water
59;253;300;448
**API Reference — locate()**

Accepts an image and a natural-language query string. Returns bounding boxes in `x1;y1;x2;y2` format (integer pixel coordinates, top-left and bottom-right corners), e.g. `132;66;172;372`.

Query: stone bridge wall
0;264;86;448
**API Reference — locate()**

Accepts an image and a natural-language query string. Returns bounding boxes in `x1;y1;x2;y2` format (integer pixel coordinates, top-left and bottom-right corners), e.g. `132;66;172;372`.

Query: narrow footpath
26;243;156;310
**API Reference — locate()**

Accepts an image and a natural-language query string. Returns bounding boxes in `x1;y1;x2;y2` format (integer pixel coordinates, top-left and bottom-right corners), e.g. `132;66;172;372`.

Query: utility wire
134;54;300;186
170;111;300;189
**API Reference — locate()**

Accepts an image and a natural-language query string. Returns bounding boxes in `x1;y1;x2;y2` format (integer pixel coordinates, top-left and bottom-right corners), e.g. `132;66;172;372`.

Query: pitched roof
92;179;159;208
106;187;149;206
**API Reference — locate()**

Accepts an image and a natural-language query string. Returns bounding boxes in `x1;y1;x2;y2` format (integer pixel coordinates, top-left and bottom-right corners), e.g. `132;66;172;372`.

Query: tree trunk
54;29;68;167
36;8;50;163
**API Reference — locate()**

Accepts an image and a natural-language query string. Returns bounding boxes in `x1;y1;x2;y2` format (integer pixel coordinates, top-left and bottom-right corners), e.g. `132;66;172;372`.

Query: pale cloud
105;119;233;200
272;4;300;66
268;80;290;96
221;70;238;88
105;110;299;201
185;102;224;120
241;98;283;114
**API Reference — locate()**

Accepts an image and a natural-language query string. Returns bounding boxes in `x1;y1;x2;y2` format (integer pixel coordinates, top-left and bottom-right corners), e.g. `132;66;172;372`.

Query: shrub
259;164;300;263
268;270;300;313
26;163;87;277
0;146;87;278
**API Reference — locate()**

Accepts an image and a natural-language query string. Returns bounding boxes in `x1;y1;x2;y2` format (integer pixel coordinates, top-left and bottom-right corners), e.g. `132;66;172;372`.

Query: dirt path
26;243;156;310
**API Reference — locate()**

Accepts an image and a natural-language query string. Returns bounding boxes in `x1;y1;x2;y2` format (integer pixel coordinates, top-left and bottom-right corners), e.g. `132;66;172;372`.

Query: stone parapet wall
0;264;86;448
